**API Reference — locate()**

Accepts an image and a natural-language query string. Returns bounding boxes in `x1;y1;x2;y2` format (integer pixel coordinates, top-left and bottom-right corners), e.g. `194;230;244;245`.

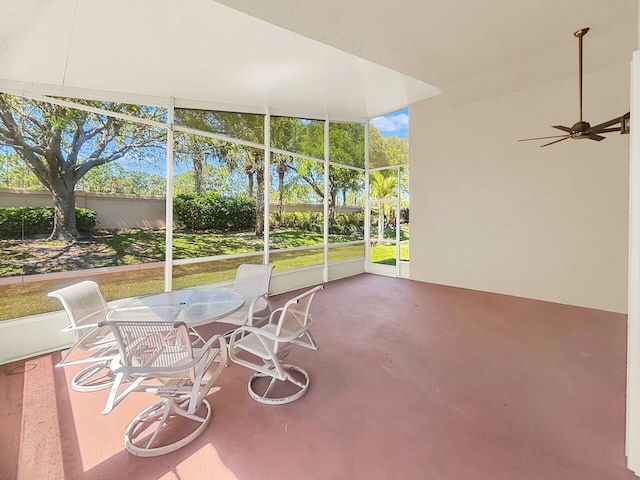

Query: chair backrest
48;280;109;333
273;285;323;354
105;320;195;381
233;264;274;311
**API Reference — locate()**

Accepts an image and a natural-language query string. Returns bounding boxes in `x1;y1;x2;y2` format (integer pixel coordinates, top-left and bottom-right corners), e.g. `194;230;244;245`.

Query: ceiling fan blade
540;136;570;147
586;134;605;141
593;127;621;134
552;125;573;133
588;117;622;133
518;134;570;142
588;112;631;133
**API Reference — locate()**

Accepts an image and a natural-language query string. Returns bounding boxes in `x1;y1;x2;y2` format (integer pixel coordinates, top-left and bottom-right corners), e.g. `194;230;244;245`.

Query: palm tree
274;154;288;228
369;170;397;243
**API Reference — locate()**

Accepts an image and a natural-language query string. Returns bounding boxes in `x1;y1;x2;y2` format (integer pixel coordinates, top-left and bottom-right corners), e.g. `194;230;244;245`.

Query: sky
369;108;408;138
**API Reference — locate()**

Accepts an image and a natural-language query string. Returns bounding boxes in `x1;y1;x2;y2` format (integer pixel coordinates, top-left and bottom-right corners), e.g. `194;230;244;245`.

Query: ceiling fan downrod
574;27;589;125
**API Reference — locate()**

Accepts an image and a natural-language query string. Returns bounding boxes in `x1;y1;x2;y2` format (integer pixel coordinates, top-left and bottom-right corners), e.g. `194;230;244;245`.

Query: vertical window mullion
164;97;175;292
396;166;401;277
323;115;330;282
264;108;271;266
364;122;370;273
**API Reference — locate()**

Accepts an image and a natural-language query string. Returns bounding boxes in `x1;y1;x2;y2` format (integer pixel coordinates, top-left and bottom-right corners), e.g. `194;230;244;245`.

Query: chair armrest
244;290;271;326
230;318;316;344
266;307;284;325
61;323;98;333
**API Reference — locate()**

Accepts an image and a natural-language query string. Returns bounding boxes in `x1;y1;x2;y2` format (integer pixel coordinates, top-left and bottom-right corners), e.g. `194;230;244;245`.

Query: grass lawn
0;228;365;320
370;243;410;265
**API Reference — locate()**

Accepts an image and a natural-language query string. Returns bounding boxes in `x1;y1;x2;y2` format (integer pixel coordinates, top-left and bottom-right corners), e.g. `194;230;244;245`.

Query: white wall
0;188;166;229
409;63;630;313
0;188;362;231
627;47;640;476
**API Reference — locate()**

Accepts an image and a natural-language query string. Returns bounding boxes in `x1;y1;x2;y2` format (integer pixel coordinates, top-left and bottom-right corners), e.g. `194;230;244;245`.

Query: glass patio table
107;288;245;328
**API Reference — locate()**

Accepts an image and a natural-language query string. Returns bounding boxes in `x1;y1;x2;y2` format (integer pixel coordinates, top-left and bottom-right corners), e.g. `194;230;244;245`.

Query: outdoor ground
0;228;368;320
1;234;121;276
0;228;359;277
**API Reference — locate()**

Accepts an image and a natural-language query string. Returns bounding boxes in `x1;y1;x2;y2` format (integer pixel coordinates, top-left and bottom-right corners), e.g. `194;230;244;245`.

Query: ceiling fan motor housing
571;121;591;133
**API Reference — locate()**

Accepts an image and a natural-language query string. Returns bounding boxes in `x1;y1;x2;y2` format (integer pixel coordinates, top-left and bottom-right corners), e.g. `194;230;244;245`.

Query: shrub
270;211;364;236
76;208;98;232
0;206;97;239
271;211;323;233
224;195;257;230
329;212;365;235
173;193;256;231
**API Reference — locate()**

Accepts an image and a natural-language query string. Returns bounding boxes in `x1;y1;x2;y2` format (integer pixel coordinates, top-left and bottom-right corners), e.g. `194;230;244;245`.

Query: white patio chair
48;280;117;392
99;320;227;457
221;263;274;328
228;285;323;404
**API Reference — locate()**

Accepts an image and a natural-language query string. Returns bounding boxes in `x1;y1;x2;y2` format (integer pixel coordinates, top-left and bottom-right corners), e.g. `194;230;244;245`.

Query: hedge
330;212;365;235
173;193;256;231
270;211;364;235
0;199;366;238
0;207;97;239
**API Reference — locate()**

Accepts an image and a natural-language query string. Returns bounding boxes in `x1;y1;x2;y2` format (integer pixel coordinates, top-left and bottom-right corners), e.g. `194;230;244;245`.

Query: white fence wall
0;188;166;229
0;188;362;230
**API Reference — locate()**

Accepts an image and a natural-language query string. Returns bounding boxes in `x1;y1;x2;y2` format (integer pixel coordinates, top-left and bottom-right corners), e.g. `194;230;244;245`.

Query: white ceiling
0;0;637;119
216;0;639;106
0;0;439;121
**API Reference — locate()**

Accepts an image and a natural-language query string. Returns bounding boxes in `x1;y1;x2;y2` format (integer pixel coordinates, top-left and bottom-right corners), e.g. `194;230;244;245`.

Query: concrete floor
1;274;637;479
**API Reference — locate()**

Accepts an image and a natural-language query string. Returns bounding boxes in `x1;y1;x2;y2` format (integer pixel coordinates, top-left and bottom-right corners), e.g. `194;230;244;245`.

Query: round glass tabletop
108;288;245;327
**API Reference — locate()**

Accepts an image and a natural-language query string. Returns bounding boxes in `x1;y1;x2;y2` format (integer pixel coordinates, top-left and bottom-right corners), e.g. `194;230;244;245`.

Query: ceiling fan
519;27;630;147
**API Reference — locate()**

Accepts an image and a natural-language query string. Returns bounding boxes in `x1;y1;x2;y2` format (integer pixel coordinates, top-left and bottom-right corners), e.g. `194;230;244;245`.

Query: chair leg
247;364;311;405
188;328;206;347
124;398;212;457
70;361;115;392
262;376;279;398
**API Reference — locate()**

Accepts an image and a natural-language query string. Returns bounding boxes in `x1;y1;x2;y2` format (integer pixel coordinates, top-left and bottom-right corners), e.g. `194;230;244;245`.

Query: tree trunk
328;190;337;224
275;160;286;229
255;166;264;236
244;160;255;198
193;150;204;194
377;213;385;244
50;183;79;241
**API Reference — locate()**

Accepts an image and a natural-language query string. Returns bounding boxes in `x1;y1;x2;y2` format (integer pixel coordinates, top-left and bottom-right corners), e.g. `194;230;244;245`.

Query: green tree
175;109;266;234
369;170;397;201
0;151;43;189
173;110;367;232
0;93;165;240
173;163;246;196
273;152;290;228
269;117;302;228
173;132;228;195
367;124;409;239
368;127;408;168
77;163;165;195
369;169;397;242
286;122;364;222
